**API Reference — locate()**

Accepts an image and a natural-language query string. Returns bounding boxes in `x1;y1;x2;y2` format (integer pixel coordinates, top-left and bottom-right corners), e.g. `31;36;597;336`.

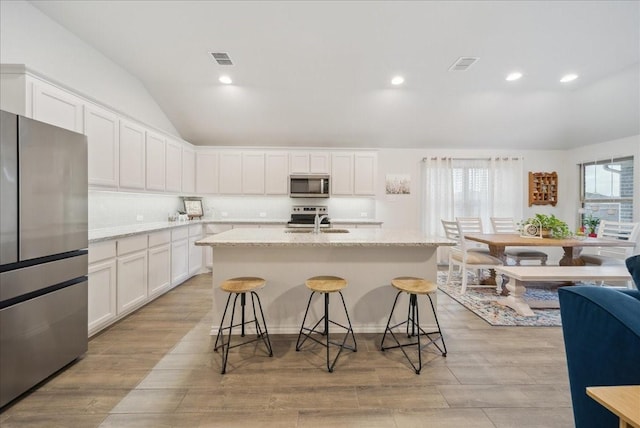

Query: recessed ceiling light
505;72;523;81
391;76;405;86
219;75;233;85
560;73;578;83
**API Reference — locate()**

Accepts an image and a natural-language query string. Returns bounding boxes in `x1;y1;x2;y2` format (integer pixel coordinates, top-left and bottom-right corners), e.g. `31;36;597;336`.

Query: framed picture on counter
182;197;204;219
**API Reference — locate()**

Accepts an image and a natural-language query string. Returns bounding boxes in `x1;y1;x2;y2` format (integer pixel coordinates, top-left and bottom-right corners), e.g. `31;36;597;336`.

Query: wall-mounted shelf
529;171;558;206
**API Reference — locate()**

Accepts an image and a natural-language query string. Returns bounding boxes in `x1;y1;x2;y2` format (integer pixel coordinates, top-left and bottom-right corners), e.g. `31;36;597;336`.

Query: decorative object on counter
520;213;572;238
385;173;411;194
583;214;601;237
182;196;203;219
528;171;558;206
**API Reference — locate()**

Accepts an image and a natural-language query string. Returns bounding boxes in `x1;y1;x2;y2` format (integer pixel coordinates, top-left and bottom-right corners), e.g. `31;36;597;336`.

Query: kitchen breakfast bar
196;228;454;334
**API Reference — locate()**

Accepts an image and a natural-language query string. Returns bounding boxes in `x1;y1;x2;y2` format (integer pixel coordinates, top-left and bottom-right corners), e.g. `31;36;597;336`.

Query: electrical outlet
360;212;368;218
259;212;267;218
221;212;228;217
136;214;144;221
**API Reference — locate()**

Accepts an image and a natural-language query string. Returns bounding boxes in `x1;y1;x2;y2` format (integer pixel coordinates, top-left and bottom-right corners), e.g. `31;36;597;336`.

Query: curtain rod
422;157;521;161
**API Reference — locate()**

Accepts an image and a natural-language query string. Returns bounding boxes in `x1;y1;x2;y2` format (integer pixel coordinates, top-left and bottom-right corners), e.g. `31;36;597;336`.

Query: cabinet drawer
172;226;189;241
117;234;148;256
148;230;171;247
188;224;203;237
89;240;116;264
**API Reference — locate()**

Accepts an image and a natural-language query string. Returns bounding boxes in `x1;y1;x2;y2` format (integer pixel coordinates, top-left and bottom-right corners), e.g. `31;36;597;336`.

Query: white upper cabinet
84;103;119;188
289;152;330;174
165;139;182;193
182;146;196;194
195;151;219;194
331;152;377;196
354;152;377;195
331;153;354;195
218;152;243;194
119;120;146;190
145;131;166;191
31;80;84;133
265;152;289;195
242;152;265;195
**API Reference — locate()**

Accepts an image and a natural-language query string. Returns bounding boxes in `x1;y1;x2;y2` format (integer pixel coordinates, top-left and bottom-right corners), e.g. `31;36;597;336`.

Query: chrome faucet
314;213;329;234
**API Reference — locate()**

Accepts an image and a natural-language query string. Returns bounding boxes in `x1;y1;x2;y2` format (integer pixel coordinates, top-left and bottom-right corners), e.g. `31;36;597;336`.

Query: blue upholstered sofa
558;285;640;428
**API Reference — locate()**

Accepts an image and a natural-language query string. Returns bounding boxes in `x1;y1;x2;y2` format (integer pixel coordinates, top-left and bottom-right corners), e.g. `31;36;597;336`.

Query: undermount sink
285;229;350;234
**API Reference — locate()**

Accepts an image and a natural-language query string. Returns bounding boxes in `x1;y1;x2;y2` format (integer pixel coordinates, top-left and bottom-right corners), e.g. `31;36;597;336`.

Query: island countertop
195;227;454;247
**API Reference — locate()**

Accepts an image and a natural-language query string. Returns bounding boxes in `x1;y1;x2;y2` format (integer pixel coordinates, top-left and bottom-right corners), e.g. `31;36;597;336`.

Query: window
580;156;634;223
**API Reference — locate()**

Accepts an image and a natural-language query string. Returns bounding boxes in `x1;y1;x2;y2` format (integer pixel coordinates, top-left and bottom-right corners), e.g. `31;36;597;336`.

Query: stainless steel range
287;205;330;228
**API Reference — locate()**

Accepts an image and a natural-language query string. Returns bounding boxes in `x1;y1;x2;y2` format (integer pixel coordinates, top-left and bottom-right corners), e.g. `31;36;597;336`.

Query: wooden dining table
463;233;635;284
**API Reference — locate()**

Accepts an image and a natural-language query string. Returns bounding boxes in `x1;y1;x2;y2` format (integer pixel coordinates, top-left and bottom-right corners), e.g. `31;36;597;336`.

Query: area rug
437;272;563;327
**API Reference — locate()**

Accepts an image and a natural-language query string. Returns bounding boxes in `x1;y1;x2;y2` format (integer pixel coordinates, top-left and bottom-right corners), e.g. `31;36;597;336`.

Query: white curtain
422;156;524;235
422;157;454;236
490;157;524;220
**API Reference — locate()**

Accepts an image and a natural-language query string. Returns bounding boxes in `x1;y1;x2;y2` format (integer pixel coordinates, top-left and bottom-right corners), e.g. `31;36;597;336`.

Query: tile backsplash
89;191;376;229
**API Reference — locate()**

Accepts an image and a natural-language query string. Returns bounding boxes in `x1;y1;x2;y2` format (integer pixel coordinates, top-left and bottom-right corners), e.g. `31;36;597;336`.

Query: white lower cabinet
148;231;171;298
116;235;148;315
188;224;204;276
88;240;117;336
171;227;190;286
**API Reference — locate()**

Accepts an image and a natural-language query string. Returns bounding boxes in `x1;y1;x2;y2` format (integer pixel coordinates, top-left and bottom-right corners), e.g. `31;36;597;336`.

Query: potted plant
583;214;600;237
521;213;572;238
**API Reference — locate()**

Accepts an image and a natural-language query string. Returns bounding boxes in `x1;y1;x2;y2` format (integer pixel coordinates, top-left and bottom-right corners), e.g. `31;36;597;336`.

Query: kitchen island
196;228;454;334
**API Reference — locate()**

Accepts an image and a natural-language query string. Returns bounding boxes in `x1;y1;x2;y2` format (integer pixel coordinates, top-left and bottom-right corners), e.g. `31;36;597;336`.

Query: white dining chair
455;217;491;254
441;220;503;294
490;217;548;266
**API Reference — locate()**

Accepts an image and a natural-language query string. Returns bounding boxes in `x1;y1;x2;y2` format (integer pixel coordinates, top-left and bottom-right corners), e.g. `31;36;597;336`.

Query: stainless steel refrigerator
0;110;88;408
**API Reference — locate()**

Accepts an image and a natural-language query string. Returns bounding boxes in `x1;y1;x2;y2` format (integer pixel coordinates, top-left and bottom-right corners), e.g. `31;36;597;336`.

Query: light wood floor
0;273;574;427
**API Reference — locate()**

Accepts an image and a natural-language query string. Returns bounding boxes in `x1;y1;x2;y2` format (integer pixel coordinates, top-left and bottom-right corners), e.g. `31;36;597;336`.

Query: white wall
0;0;179;136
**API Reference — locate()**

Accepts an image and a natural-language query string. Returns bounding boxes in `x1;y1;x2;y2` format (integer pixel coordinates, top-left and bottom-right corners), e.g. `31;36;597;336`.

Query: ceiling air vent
209;52;233;66
449;57;479;71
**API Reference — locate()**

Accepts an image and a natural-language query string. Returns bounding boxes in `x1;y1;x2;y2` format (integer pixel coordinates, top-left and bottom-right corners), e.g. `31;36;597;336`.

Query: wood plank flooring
0;273;574;427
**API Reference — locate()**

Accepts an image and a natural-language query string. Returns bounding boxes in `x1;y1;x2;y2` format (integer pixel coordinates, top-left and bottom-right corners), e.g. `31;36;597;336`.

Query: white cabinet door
331;153;354;195
148;244;171;297
265;152;289;195
354;152;377;195
145;131;166;191
309;152;331;173
116;250;148;314
31;81;84;132
195;151;218;194
171;239;189;286
242;152;265;194
289;152;310;173
182;146;196;194
84;103;119;188
119;120;146;190
188;236;203;276
289;152;330;174
165;139;182;193
88;259;117;335
218;152;242;194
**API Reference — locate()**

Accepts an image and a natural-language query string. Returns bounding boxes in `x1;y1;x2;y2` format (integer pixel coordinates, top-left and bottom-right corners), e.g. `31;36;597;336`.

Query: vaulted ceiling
31;1;640;149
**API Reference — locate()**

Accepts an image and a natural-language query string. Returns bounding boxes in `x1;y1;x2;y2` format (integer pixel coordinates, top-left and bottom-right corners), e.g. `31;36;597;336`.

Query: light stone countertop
88;218;382;243
195;227;453;247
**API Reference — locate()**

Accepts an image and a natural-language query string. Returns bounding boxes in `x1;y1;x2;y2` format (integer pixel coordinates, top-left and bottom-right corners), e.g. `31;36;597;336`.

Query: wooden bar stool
296;275;357;372
380;276;447;374
214;277;273;374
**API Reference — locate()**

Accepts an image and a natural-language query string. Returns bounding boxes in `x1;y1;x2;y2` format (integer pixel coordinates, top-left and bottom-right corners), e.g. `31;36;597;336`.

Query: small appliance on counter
287;205;331;228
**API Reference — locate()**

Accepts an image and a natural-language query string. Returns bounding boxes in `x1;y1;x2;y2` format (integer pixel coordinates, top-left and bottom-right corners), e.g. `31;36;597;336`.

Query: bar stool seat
380;276;447;374
296;275;357;372
214;277;273;374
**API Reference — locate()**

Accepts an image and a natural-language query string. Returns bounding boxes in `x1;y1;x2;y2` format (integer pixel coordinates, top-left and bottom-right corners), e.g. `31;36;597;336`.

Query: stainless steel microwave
289;174;330;198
